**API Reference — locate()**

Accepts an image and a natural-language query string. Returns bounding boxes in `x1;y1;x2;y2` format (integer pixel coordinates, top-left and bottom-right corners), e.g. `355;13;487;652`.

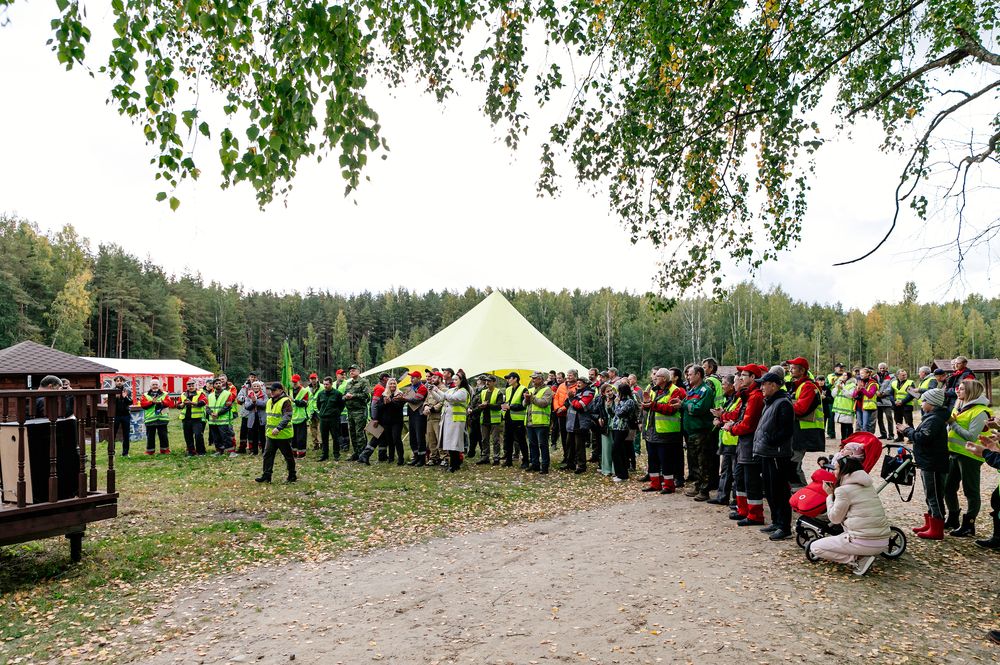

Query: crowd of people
105;356;1000;560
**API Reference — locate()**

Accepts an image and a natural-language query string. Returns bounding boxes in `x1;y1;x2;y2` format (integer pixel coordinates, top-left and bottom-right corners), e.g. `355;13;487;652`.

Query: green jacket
682;381;716;433
342;377;372;411
315;386;345;420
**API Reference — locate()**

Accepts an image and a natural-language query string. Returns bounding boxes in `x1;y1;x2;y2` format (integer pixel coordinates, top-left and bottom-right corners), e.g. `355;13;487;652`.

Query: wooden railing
0;388;118;508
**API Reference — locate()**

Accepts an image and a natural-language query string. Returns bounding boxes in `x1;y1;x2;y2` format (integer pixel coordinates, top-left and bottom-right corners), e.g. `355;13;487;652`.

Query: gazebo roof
931;359;1000;373
0;341;118;376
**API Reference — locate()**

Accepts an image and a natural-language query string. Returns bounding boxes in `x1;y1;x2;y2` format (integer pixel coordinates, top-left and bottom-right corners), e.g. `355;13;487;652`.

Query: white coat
825;470;891;541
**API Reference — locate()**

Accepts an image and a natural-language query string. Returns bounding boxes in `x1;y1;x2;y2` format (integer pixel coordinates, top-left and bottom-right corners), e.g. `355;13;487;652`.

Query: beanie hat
922;388;945;407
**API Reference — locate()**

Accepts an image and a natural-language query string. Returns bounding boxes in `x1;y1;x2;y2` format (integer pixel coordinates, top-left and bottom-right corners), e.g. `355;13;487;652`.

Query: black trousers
504;420;528;464
409;411;427;455
467;416;483;457
382;421;404;462
448;449;463;471
563;430;588;470
760;456;792;530
551;414;567;450
293;422;308;453
611;429;631;479
320;419;340;458
839;422;854;440
262;437;296;479
145;423;169;452
113;417;131;456
892;406;913;440
247;421;265;452
182;419;206;455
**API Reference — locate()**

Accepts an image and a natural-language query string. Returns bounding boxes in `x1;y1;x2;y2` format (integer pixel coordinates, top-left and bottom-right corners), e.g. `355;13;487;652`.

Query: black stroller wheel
881;526;907;559
805;539;821;563
797;525;820;550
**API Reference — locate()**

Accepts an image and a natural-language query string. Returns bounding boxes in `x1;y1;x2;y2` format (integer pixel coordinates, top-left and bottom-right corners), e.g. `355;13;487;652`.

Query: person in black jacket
111;375;134;456
898;387;950;540
752;372;795;541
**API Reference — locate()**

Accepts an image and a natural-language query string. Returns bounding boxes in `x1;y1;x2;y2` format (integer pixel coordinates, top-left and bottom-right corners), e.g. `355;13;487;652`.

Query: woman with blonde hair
943;379;991;537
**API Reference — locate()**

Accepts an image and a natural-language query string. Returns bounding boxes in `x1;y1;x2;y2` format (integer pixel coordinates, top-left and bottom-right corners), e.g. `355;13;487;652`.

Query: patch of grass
0;420;635;662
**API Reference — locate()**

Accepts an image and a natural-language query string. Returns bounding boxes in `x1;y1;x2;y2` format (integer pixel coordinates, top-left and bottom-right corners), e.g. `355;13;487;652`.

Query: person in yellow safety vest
831;369;858;440
853;367;879;434
426;369;470;473
524;371;553;473
501;371;529;468
825;363;847;439
333;369;351;456
206;377;236;455
911;366;935;407
786;357;825;488
943;379;991;537
177;378;208;455
289;374;310;459
890;368;916;442
140;378;175;455
255;382;297;483
306;373;321;451
640;368;685;493
475;375;505;465
709;374;740;506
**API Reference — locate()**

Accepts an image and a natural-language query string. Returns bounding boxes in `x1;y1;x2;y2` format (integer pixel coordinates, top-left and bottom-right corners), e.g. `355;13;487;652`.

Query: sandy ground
122;461;1000;665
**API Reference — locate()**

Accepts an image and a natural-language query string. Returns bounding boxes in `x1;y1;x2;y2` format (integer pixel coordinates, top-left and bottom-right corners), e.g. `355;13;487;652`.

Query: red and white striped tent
84;357;214;400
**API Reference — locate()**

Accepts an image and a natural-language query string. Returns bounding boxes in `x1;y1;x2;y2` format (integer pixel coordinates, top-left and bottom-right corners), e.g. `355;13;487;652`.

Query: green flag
279;339;293;394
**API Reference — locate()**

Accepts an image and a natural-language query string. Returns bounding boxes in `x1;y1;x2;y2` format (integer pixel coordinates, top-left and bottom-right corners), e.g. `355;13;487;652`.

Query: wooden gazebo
0;341;117;390
0;342;121;562
931;359;1000;402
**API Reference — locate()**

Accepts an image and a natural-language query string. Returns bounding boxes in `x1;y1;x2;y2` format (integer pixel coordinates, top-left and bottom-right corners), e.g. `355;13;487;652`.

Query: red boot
918;515;944;540
642;475;662;492
912;513;931;534
660;477;676;494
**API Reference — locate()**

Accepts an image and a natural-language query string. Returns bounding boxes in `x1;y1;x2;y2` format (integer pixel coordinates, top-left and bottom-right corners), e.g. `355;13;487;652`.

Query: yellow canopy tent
362;291;588;383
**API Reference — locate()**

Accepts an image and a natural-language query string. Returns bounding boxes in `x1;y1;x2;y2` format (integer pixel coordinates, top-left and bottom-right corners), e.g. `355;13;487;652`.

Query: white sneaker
229;452;240;458
853;555;875;576
612;476;624;483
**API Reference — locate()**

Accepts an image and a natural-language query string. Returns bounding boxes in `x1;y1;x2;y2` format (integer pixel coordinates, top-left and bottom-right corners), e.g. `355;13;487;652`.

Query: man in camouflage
342;364;372;461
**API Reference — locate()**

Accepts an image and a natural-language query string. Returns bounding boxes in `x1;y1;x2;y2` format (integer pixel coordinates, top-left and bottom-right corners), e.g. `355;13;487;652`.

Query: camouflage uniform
424;387;445;464
307;382;321;449
342;376;372;456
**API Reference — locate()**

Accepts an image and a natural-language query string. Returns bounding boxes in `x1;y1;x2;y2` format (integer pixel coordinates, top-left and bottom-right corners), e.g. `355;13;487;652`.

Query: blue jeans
527;426;550;469
856;409;874;433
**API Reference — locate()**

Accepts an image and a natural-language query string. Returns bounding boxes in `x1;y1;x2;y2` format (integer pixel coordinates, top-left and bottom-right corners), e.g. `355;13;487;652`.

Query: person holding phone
808;455;891;576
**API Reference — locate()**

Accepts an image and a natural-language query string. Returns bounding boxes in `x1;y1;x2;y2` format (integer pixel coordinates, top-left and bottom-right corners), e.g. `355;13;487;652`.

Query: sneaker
229;452;240;458
612;476;624;483
768;528;792;541
760;524;779;533
159;449;171;454
852;555;875;576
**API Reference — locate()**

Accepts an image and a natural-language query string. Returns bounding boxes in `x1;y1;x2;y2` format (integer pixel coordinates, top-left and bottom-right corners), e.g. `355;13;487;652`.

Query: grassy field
0;420;635;663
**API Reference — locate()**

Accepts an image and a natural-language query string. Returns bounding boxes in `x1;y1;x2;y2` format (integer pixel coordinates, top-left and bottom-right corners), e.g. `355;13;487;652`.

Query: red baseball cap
308;372;318;379
431;371;444;378
736;364;764;378
291;374;301;382
785;357;810;370
335;369;344;375
408;371;422;378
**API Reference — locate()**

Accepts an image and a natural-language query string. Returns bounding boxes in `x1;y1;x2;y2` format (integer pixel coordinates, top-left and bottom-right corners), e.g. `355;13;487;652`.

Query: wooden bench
0;388;119;562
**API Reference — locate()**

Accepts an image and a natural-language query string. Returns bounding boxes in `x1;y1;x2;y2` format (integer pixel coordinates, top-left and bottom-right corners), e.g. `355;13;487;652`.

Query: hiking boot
760;524;779;533
684;487;699;498
944;512;960;530
693;492;710;502
476;458;490;465
286;476;297;483
255;475;271;483
975;517;1000;549
950;513;976;538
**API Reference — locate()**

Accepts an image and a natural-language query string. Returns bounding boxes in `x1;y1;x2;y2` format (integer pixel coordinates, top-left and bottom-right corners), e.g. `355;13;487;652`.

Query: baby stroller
789;431;908;561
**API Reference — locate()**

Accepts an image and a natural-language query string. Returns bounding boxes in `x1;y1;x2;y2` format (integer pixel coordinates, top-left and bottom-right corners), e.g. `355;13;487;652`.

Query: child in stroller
790;432;908;568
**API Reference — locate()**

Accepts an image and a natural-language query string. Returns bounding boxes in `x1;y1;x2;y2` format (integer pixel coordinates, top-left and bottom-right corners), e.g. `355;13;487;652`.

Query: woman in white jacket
809;455;891;576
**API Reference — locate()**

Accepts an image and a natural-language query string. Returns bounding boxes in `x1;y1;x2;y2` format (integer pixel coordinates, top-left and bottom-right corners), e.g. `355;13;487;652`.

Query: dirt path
123;480;1000;665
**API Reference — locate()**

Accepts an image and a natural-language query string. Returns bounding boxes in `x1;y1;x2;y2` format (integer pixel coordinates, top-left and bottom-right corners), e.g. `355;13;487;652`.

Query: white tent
363;291;588;381
86;357;214;396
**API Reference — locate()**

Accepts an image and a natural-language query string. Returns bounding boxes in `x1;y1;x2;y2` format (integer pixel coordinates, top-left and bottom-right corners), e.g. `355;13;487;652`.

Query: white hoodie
825;470;891;541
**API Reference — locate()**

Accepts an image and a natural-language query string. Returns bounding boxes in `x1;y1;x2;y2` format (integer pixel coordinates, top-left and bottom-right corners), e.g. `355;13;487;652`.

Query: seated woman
808;455;891;576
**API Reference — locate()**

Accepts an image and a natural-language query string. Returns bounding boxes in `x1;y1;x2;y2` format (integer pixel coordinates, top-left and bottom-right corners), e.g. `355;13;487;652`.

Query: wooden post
88;395;98;492
107;389;116;494
77;394;88;498
48;395;58;503
16;397;26;508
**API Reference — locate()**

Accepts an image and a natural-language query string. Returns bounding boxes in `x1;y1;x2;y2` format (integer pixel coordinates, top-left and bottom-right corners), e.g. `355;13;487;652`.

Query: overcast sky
1;4;996;310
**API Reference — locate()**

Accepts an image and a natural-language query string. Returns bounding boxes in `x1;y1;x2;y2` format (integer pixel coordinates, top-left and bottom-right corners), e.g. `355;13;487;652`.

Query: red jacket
729;384;764;437
139;391;175;409
790;377;821;419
